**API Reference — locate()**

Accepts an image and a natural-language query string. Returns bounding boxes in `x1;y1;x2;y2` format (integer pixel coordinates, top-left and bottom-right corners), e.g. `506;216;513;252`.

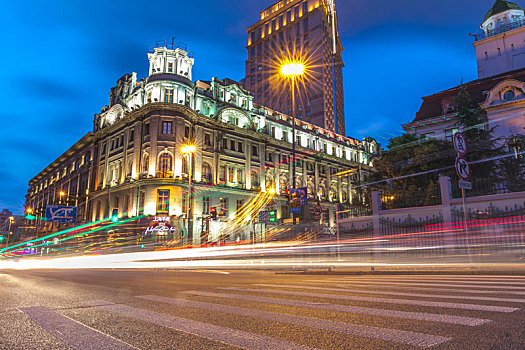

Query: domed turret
482;0;524;33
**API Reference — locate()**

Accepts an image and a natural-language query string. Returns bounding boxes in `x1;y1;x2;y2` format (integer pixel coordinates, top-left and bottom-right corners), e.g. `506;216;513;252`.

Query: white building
475;0;525;79
26;42;378;245
404;0;525;153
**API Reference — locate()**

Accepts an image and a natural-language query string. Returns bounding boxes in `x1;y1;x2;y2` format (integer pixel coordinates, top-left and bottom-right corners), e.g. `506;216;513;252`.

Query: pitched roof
484;0;524;24
413;68;525;122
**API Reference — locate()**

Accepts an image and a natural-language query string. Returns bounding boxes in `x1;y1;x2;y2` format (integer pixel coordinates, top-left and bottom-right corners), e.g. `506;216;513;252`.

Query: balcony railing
474;20;525;41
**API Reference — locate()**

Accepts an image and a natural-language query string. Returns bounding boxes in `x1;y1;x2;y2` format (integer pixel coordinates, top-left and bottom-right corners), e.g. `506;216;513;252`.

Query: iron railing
473;20;525;41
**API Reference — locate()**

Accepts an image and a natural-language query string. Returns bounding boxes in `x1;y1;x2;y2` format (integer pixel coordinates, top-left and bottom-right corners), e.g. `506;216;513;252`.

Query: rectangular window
444;128;458;142
220;197;228;212
252;145;258;156
184;126;190;139
303;18;309;32
144;123;150;136
237;169;243;183
237;141;243;152
129;129;134;142
204;133;212;146
230;139;236;150
162;121;173;135
203;197;210;215
228;167;234;182
157;189;170;213
165;89;174;103
168;62;174;73
223;138;228;150
303;1;308;13
236;199;244;213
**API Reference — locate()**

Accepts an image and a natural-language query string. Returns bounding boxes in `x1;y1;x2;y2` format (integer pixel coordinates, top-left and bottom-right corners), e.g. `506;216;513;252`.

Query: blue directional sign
258;210;269;224
45;205;78;224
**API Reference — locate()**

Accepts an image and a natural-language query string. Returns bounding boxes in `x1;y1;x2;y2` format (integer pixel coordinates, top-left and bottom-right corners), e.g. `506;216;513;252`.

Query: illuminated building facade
25;43;377;244
244;0;346;135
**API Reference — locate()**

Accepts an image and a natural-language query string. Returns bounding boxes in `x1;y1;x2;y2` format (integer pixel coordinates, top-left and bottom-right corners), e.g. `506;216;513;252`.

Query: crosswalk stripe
83;300;317;350
304;280;525;295
254;284;525;304
219;287;518;313
337;278;525;286
309;280;525;291
182;290;490;326
18;306;137;350
137;294;451;348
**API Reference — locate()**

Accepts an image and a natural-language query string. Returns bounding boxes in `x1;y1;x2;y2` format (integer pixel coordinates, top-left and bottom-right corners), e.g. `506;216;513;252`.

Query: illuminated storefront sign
144;216;177;235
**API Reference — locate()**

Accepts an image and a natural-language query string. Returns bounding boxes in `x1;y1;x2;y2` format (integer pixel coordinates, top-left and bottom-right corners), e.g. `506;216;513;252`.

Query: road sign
258;210;269;224
458;180;472;190
453;132;467;156
289;187;307;213
312;205;322;221
45;205;77;223
455;157;472;181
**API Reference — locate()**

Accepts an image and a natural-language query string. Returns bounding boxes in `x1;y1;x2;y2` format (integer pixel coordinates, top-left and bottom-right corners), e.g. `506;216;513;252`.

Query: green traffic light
0;236;4;242
140;244;145;249
111;216;119;223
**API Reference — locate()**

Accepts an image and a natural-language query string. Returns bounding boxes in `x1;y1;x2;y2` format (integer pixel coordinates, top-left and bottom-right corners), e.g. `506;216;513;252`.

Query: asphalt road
0;269;524;350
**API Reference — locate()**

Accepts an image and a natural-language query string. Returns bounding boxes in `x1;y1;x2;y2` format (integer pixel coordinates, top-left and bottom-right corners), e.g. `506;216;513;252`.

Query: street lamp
181;144;196;246
6;216;14;246
281;61;305;225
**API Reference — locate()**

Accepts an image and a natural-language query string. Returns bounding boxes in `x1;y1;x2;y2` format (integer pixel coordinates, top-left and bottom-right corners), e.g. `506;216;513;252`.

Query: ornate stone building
25;43;378;244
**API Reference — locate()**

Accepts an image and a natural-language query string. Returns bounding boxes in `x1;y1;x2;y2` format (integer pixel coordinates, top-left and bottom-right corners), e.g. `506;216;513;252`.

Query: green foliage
455;88;504;179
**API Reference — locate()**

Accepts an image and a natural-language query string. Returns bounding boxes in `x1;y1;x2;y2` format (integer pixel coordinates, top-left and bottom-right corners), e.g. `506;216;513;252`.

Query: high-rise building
244;0;345;135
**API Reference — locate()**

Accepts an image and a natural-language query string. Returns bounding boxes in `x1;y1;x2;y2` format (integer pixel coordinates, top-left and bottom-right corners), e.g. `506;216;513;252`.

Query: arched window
142;154;149;173
158;153;173;173
202;162;212;182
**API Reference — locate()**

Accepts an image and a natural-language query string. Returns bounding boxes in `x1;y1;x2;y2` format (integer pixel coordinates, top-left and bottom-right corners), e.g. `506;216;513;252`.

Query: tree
368;133;456;208
454;88;503;180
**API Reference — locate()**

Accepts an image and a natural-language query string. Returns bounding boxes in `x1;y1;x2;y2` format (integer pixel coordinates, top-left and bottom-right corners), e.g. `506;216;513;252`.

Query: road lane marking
219;287;518;313
337;278;525;286
137;294;451;348
182;290;490;326
303;280;525;295
83;300;317;350
309;280;525;291
18;306;137;350
254;284;525;304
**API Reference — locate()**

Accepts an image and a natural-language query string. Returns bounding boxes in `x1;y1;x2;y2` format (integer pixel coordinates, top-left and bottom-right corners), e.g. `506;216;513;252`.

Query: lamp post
281;62;305;225
181;144;196;246
6;216;14;246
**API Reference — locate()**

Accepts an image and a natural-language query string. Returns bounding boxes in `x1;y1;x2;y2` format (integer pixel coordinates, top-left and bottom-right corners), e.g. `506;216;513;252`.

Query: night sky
0;0;500;213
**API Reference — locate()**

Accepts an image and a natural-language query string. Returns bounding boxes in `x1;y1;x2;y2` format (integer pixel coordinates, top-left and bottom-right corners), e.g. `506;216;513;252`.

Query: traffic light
210;207;217;220
269;210;277;223
0;236;4;242
110;208;119;222
140;243;145;249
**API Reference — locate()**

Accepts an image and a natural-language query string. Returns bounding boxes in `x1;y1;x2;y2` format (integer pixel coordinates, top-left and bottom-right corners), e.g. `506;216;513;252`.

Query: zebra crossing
16;275;525;349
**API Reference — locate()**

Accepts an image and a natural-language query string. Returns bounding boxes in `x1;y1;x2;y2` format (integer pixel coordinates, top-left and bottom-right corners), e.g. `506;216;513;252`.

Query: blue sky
0;0;499;213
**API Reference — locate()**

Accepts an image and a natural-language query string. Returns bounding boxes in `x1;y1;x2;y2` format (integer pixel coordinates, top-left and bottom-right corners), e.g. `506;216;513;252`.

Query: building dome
483;0;524;24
